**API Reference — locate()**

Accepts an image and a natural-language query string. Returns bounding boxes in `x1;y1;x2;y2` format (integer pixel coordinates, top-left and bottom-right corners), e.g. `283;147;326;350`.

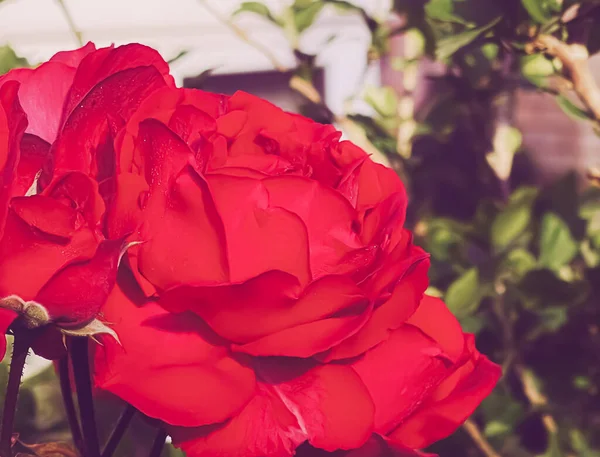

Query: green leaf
556;95;593;121
538;212;579;270
581;239;600;267
486;125;522;180
491;187;538;251
294;1;325;33
481;391;524;437
517;268;589;309
0;45;29;74
538;431;563;457
233;2;282;26
503;248;537;279
521;0;553;24
484;420;512;437
527;305;568;341
520;54;554;86
425;0;472;25
459;314;485;334
425;218;466;261
363;86;398;118
569;429;600;457
323;0;363;11
445;267;482;318
436;16;502;61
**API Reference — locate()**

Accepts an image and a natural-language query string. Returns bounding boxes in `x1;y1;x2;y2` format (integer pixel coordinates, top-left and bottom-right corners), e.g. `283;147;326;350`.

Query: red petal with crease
49;42;96;66
93;277;256;427
389;338;501;449
11;195;78;238
105;172;149;239
138;167;228;290
171;362;374;456
206;174;312;284
263;176;362;278
351;325;452;435
51;66;169;177
160;271;301;342
0;63;75;143
13;134;50;197
0;210;99;300
406;296;465;363
35;239;125;324
320;256;429;362
0;81;27;238
60;43;174;124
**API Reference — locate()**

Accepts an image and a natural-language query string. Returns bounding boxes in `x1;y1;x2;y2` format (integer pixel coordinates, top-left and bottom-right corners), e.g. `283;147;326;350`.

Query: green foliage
0;45;29;74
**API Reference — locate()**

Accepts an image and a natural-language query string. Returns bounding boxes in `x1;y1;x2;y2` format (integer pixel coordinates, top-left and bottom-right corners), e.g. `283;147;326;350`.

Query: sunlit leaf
436;16;502;60
445;267;482;318
425;0;472;26
294;1;325;33
491;187;538;251
0;45;29;75
556;95;592;121
538;212;579;270
233;2;283;26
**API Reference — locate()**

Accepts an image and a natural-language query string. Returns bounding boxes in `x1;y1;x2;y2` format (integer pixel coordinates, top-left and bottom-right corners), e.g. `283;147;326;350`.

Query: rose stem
70;337;101;457
0;332;31;457
101;405;136;457
58;356;86;457
148;429;167;457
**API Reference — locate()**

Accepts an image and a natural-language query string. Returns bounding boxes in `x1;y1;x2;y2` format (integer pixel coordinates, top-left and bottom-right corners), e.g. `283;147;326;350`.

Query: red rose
91;85;500;456
0;43;174;358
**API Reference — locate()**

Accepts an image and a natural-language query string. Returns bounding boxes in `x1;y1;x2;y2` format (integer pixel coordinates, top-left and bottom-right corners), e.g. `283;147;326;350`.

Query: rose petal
230;276;371;357
60;43;174;124
319;255;429;362
0;209;99;300
0;80;27;238
171;362;374;456
35;239;125;325
405;296;465;363
159;271;302;343
11;195;78;238
351;326;453;435
105;172;149;240
13;134;50;197
263;176;363;279
138;166;229;290
206;174;312;284
50;65;169;178
0;62;76;143
93;276;256;427
49;42;96;67
389;342;501;449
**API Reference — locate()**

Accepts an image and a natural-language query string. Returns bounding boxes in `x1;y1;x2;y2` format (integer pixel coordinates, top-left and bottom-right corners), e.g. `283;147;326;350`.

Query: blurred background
1;0;600;456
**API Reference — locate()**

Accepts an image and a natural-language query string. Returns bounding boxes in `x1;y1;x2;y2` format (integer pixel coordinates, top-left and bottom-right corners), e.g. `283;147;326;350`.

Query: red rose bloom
90;79;501;456
0;43;174;358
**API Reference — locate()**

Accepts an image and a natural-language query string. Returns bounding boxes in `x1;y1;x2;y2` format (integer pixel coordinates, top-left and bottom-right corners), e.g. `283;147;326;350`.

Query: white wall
0;0;388;115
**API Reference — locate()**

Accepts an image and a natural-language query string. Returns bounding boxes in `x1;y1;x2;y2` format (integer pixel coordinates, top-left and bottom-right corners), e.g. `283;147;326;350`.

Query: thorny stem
58;356;86;457
0;332;31;457
101;405;136;457
462;419;503;457
148;429;167;457
55;0;84;47
70;337;100;457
